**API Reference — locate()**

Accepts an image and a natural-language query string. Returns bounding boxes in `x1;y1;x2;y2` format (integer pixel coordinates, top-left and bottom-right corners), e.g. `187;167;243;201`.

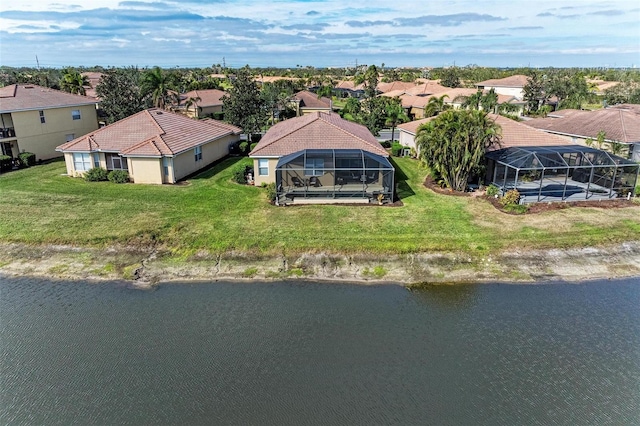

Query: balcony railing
0;127;16;139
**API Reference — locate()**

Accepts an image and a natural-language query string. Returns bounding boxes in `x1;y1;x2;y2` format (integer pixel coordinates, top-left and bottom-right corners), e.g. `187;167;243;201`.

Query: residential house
376;81;418;94
404;81;448;97
408;88;478;119
56;108;241;184
0;84;99;160
397;117;437;151
81;72;104;100
180;89;227;118
291;90;332;116
523;106;640;161
475;75;529;98
249;112;394;204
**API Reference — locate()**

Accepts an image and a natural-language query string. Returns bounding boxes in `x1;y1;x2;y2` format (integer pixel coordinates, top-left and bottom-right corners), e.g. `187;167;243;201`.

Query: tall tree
141;66;178;110
440;67;461;88
416;110;501;191
222;66;266;139
523;72;548;113
60;69;90;96
95;67;145;124
385;98;409;142
480;88;498;113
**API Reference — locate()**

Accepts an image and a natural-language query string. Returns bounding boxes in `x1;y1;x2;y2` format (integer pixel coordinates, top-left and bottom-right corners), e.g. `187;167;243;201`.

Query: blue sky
1;0;639;68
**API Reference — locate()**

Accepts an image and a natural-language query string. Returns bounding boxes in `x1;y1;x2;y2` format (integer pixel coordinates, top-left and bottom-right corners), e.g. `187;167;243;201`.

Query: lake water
1;276;639;425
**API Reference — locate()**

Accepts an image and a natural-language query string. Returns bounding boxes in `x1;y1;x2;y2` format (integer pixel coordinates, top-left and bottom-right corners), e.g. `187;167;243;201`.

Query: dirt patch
423;176;472;197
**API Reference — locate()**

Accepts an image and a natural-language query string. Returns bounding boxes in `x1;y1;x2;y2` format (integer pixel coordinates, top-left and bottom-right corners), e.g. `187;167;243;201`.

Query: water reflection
409;283;479;310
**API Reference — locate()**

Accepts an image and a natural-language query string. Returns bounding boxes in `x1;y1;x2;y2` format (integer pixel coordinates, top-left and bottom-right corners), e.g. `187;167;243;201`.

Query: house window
73;153;91;171
39;110;45;124
72;110;81;120
163;157;170;176
194;146;202;162
65;134;75;142
304;158;324;176
106;153;127;170
93;153;100;168
258;159;268;176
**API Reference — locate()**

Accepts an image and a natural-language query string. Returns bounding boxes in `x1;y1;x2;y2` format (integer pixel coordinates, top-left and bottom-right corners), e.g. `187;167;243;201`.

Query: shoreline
1;241;640;287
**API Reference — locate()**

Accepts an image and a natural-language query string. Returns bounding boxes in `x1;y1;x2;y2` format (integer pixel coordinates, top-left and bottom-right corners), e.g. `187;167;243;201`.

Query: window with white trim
73;153;91;171
163;157;170;176
258;159;268;176
71;110;81;120
93;153;100;168
39;110;45;124
194;146;202;161
304;158;324;176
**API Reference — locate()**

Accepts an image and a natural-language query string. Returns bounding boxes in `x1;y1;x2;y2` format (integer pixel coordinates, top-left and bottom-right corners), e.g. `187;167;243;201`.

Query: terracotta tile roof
523;108;640;143
377;81;418;93
182;89;227;107
398;117;437;135
57;108;241;157
81;72;103;100
379;89;408;98
335;80;365;91
293;90;331;109
254;76;301;84
489;114;573;150
410;88;478;108
0;84;97;112
404;81;448;96
476;75;530;88
249;112;388;157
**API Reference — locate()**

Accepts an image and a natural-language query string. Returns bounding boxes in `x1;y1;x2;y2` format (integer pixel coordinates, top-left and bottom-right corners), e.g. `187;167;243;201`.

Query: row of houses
1;81;638;205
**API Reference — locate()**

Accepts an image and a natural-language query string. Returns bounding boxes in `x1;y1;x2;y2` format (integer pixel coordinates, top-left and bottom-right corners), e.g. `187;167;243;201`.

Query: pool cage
275;149;395;204
485;146;639;203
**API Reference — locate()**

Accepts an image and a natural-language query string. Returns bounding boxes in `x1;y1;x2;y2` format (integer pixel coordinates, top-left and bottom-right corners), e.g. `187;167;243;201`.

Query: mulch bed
423;177;638;214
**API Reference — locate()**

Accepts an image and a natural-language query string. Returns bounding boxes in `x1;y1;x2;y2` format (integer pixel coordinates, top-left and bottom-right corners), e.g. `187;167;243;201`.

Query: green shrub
635;185;640;198
500;189;521;206
84;167;108;182
0;155;11;172
380;140;392;148
486;184;500;197
18;152;36;167
231;163;251;184
265;182;277;203
107;169;129;183
238;141;249;154
250;142;258;152
391;142;404;157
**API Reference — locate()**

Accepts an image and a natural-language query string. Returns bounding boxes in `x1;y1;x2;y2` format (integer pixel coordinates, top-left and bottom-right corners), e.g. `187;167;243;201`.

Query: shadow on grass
390;158;415;201
187;155;250;181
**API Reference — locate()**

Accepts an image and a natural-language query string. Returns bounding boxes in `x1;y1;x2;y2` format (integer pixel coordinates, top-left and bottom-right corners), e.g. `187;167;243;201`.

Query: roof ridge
618;109;628;142
144;109;168;135
252;113;321;155
318;113;387;155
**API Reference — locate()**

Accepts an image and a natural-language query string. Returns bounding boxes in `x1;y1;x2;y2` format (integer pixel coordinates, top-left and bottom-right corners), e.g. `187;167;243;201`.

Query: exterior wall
129;157;163;184
62;151;105;177
398;130;416;150
410;107;425;120
171;134;237;181
631;143;640;162
479;85;524;98
300;107;332;116
11;105;98;160
198;105;223;118
252;157;279;185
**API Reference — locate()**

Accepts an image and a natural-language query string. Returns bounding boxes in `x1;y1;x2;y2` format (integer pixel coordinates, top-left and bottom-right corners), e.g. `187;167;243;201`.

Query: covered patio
275;149;395;205
485;146;639;203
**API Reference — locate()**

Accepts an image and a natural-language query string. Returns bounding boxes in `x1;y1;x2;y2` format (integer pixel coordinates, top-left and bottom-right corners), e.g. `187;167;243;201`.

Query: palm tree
424;95;449;117
60;69;90;96
184;95;201;117
141;66;178;110
385;100;409;142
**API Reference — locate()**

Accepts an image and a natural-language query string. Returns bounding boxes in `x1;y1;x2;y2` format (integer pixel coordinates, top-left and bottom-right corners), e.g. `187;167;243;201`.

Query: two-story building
0;84;99;160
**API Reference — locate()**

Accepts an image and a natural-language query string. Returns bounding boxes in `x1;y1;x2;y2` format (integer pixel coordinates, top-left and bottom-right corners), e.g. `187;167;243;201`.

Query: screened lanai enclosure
485;146;639;203
275;149;395;205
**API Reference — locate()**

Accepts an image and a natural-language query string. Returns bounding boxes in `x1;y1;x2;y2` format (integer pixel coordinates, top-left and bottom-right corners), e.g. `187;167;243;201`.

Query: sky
1;0;639;69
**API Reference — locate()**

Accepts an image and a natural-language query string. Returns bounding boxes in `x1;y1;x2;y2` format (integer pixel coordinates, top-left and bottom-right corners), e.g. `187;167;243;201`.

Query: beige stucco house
291;91;332;116
180;89;227;118
475;75;529;99
249;112;394;204
56;108;241;184
0;84;99;161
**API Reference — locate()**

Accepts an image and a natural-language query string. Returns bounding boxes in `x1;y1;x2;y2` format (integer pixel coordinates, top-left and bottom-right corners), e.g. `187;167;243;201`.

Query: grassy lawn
1;157;639;256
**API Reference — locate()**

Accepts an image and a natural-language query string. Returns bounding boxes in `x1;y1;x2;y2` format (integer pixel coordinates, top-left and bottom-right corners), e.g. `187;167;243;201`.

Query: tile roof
81;72;103;99
377;81;418;93
293;90;332;109
397;117;437;135
335;80;365;91
57;108;241;157
476;75;530;88
182;89;227;107
410;88;478;108
523;108;640;143
0;84;97;112
404;81;448;96
249;112;388;157
489;114;573;150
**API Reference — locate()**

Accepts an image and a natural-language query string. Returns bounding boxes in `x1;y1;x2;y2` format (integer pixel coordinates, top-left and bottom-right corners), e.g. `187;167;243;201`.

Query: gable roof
398;117;437;135
523;108;640;143
249;112;387;157
181;89;227;107
293;90;332;109
404;81;448;96
57;108;241;157
0;84;97;113
377;81;417;93
410;88;479;108
476;75;529;88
